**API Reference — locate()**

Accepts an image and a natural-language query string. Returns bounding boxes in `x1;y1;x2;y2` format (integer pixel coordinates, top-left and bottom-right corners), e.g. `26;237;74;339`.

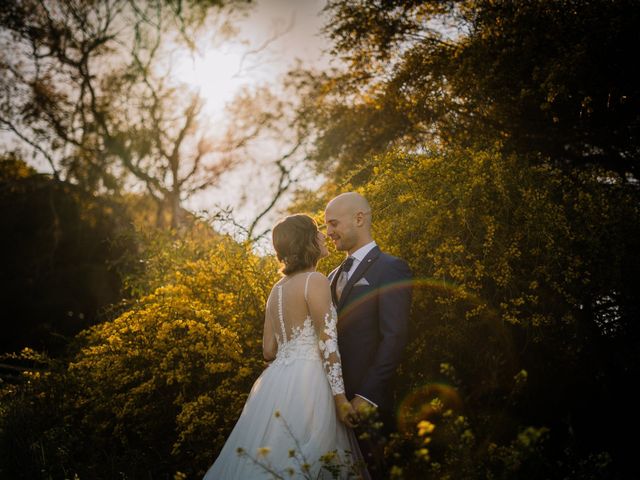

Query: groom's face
324;206;357;252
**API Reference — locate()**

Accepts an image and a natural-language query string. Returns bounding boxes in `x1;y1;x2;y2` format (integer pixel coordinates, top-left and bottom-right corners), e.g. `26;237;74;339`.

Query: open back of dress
266;272;314;346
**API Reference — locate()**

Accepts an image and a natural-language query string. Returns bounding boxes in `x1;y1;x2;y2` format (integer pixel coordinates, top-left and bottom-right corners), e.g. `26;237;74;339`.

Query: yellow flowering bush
67;231;278;477
1;226;280;478
292;142;637;477
360;145;636;477
2;143;636;478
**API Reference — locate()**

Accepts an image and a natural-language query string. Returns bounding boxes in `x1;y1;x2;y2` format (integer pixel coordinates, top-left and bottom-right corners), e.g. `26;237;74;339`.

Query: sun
173;47;246;116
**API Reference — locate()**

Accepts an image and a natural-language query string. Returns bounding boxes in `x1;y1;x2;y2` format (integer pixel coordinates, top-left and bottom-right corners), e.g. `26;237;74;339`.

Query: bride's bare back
263;271;345;397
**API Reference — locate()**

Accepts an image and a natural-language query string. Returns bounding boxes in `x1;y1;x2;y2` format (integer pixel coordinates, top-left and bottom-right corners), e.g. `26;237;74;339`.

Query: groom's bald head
327;192;371;222
325;192;373;254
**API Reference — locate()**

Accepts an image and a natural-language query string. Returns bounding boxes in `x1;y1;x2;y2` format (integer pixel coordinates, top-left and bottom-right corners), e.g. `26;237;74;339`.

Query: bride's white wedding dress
203;272;365;479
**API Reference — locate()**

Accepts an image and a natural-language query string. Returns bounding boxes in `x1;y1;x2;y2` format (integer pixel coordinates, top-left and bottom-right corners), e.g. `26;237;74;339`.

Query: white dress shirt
345;241;377;280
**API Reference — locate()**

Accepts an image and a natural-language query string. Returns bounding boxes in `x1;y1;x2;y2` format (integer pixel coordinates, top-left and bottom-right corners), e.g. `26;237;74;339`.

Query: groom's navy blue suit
329;245;412;417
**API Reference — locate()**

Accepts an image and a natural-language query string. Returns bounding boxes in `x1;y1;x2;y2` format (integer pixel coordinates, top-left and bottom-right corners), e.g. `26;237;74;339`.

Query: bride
203;214;368;479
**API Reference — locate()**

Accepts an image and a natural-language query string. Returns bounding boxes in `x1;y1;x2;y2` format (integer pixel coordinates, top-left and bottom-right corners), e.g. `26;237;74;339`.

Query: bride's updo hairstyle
272;214;321;275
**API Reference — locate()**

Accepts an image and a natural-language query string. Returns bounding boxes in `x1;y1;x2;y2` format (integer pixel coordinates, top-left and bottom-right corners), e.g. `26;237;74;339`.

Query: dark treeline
0;154;137;358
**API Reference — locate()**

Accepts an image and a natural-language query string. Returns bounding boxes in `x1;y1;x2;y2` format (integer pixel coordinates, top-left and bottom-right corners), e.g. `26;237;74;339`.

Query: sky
175;0;330;118
172;0;332;250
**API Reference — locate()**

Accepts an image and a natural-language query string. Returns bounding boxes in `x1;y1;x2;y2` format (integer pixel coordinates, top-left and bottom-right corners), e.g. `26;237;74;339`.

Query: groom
325;192;412;478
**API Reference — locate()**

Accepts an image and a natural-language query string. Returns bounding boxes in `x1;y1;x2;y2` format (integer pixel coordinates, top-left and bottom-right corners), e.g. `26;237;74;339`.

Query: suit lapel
337;246;380;311
329;267;339;305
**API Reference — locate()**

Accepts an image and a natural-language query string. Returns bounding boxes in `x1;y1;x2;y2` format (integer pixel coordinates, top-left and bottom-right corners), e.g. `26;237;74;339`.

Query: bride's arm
262;310;277;362
306;273;357;427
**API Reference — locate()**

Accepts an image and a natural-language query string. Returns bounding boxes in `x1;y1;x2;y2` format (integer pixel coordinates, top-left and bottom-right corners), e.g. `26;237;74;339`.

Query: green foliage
361;145;638;477
310;0;640;176
291;142;638;477
0;153;37;181
69;285;245;476
366;145;639;332
0;158;137;356
378;411;551;479
0;226;279;479
0;350;81;479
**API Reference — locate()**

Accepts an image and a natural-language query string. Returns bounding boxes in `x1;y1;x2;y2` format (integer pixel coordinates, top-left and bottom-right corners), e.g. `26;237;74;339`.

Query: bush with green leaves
1;226;279;479
361;145;638;477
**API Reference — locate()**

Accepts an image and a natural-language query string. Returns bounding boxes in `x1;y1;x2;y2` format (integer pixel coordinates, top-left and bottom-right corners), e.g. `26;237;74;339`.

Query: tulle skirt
203;357;365;479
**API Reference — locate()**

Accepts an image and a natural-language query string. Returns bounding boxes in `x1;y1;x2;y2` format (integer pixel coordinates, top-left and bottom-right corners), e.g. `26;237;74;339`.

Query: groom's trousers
355;408;395;480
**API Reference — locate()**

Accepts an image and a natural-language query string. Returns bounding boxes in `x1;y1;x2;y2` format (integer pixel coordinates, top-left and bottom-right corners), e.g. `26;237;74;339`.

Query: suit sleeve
356;257;412;406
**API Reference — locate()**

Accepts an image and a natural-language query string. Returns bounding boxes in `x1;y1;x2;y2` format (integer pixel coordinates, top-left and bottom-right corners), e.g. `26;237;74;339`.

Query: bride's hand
335;395;358;428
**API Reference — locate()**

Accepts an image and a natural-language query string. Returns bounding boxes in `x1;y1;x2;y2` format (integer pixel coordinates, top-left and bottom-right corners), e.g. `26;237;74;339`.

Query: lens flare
396;383;462;433
339;277;482;318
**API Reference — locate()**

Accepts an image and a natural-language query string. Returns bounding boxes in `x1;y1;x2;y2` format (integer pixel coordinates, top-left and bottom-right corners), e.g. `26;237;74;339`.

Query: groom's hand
351;396;376;421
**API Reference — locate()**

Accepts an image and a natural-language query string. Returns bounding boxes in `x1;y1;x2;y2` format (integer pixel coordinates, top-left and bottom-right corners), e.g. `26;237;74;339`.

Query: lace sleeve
316;304;345;395
306;273;345;396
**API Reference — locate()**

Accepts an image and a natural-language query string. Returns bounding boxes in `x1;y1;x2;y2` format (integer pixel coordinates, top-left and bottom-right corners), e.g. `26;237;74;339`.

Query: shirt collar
350;241;377;262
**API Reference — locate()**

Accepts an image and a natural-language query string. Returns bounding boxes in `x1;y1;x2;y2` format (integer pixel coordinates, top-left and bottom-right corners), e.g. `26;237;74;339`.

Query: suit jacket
329;246;412;412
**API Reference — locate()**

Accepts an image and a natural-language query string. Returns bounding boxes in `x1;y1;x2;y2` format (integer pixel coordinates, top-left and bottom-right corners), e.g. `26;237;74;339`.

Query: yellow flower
320;450;337;462
417;420;435;436
257;446;271;457
461;429;475;444
390;465;403;478
514;369;528;384
415;448;430;461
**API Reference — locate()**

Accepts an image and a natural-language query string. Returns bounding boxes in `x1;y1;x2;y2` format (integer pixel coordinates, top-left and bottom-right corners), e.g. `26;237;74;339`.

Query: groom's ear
354;209;372;229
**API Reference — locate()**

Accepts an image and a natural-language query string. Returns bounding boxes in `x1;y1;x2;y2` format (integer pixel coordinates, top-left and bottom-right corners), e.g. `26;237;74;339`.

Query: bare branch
236;10;296;76
246;139;303;241
0;116;60;179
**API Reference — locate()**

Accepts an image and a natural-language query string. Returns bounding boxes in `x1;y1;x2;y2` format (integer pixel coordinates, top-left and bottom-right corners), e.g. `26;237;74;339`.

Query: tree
205;80;320;244
300;0;640;179
0;0;254;227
